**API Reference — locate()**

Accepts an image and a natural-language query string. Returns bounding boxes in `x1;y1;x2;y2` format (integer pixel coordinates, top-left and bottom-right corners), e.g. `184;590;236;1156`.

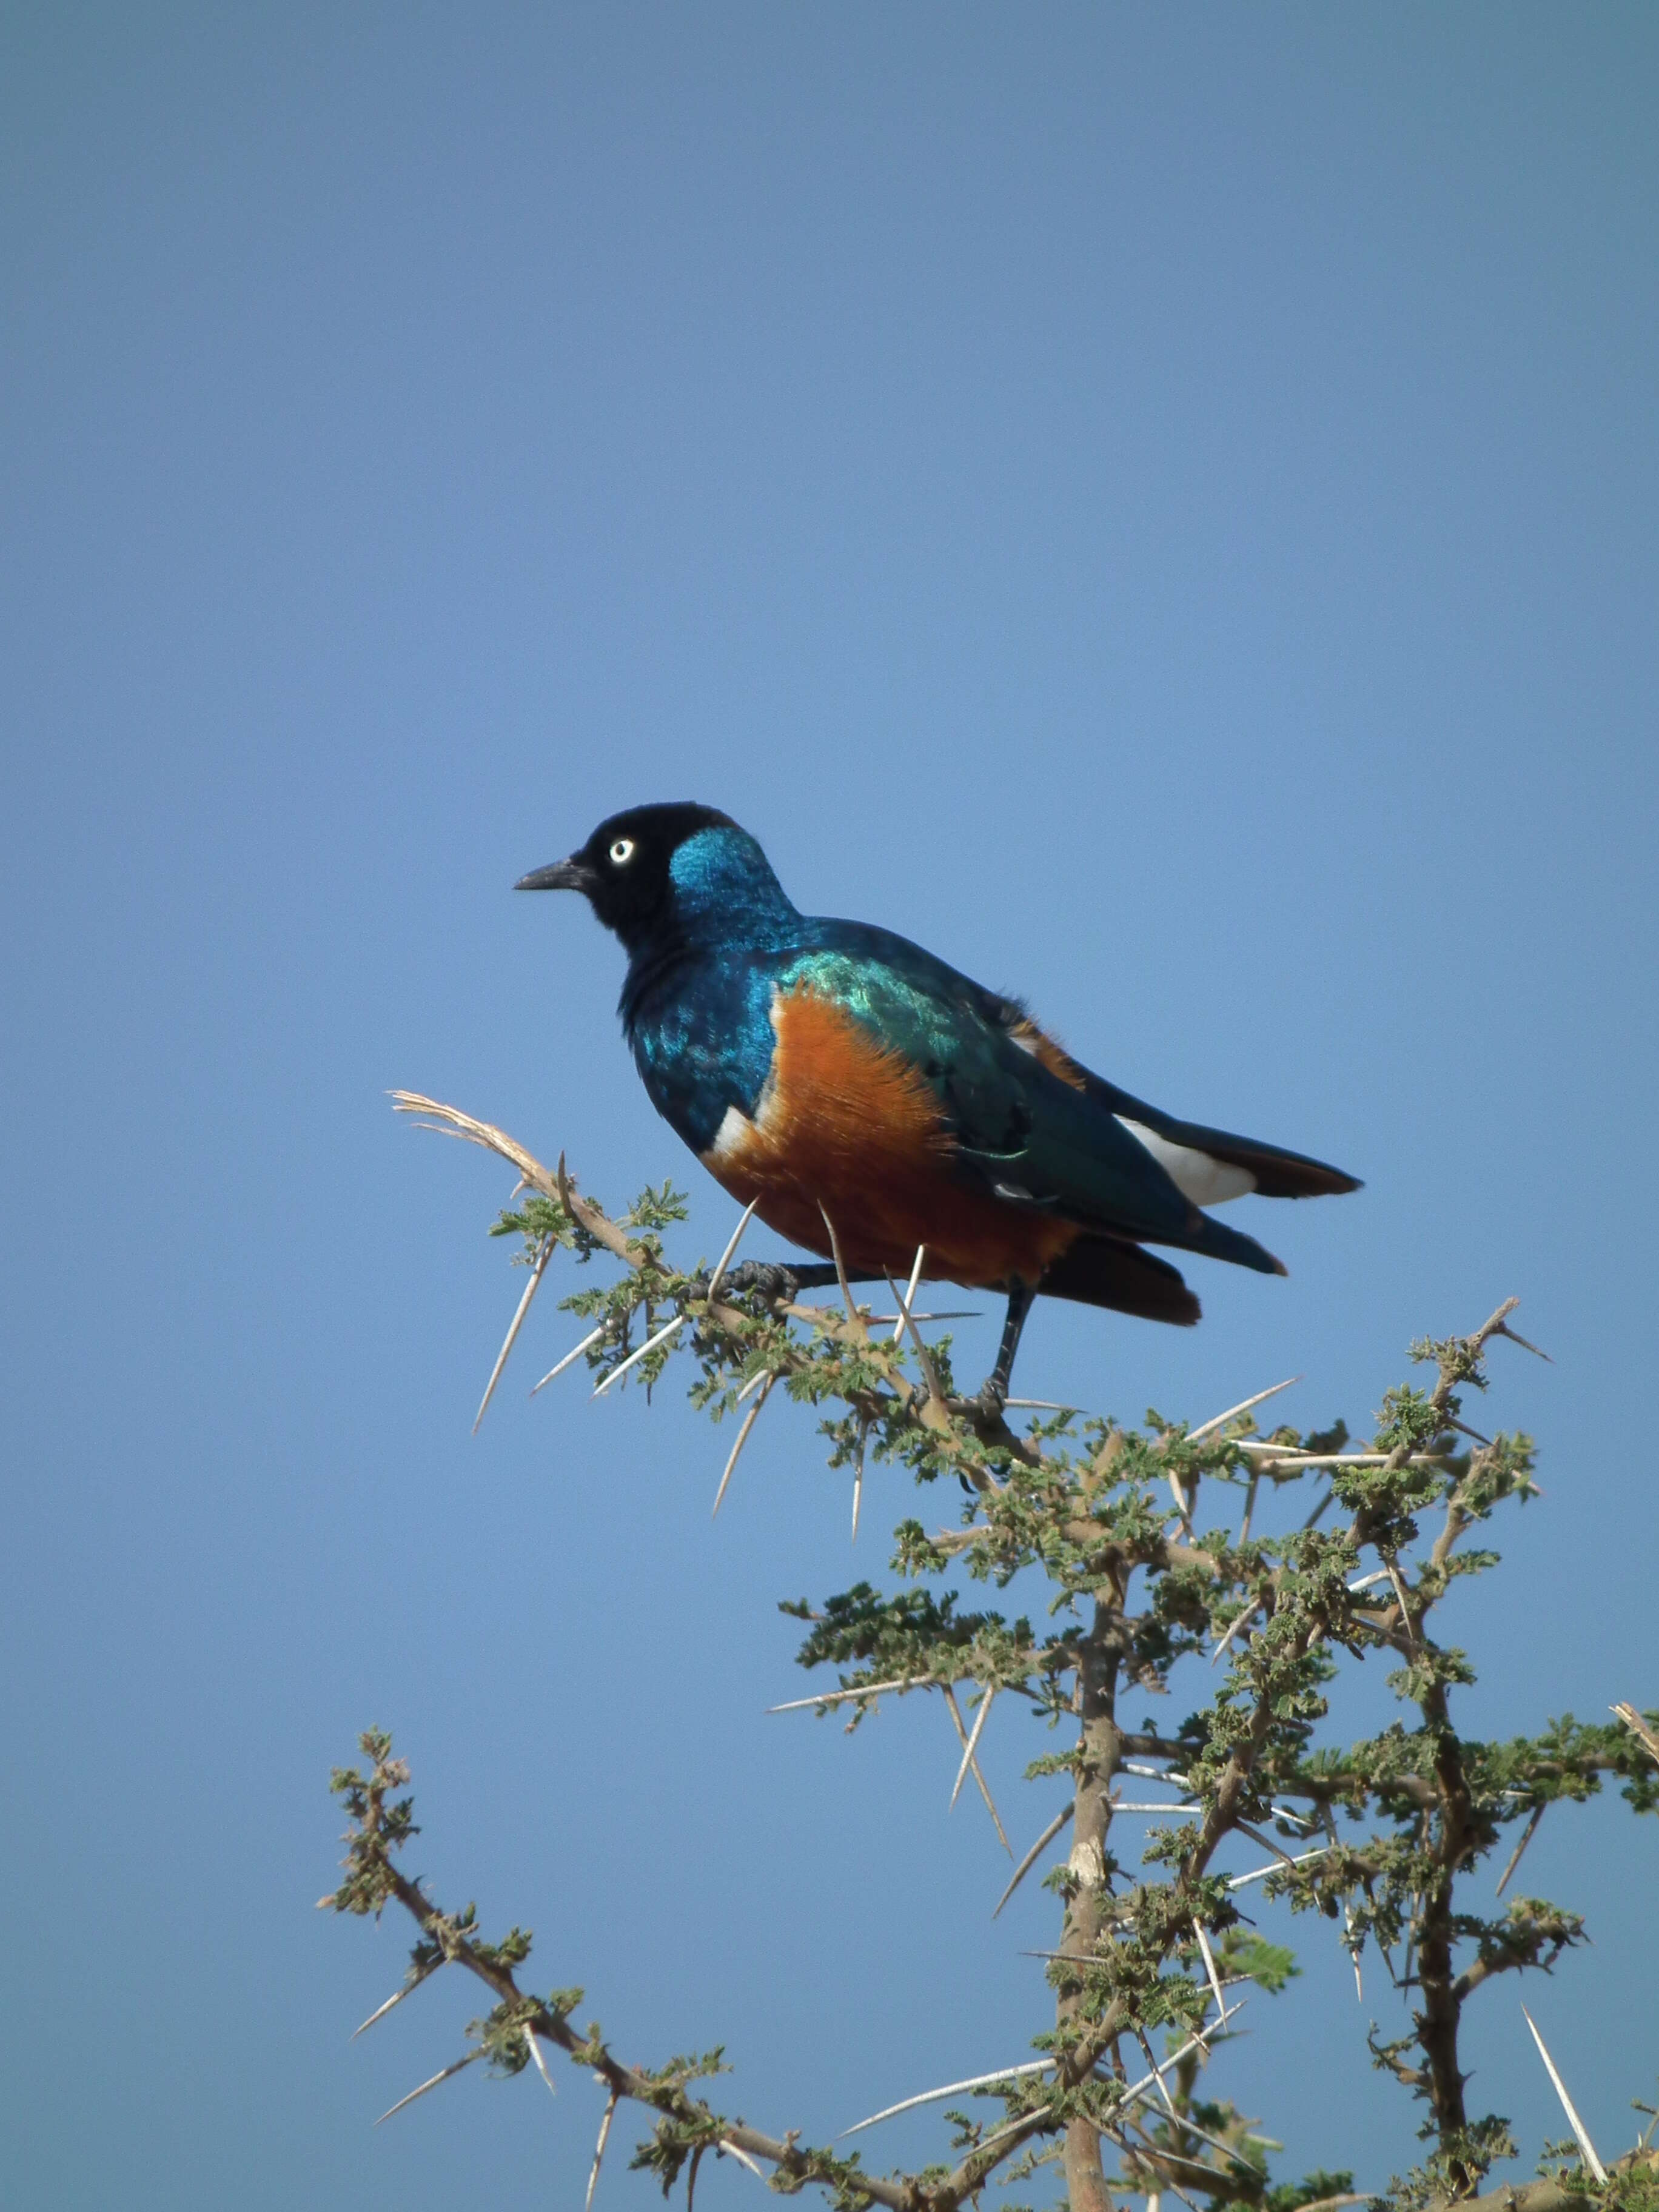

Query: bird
517;803;1359;1402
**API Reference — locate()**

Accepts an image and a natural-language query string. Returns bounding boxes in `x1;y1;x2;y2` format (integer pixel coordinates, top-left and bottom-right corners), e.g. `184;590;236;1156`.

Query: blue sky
2;7;1655;2207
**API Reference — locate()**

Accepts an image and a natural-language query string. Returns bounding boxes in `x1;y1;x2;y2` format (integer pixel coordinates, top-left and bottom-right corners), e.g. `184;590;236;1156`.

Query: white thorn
1112;2011;1247;2112
374;2049;481;2125
592;1312;686;1398
705;1198;760;1305
530;1323;607;1395
525;2025;557;2097
1226;1844;1337;1891
892;1244;925;1344
1521;2005;1607;2184
1386;1558;1417;1646
1210;1597;1261;1665
1194;1922;1227;2022
1137;2026;1181;2115
1186;1376;1302;1443
352;1967;435;2037
950;1686;996;1810
586;2090;620;2210
1494;1803;1544;1899
887;1258;947;1407
1167;1469;1194;1536
993;1802;1071;1918
767;1674;927;1712
942;1685;1013;1853
817;1202;868;1338
712;1375;773;1517
842;2057;1052;2137
1238;1469;1261;1544
474;1239;554;1431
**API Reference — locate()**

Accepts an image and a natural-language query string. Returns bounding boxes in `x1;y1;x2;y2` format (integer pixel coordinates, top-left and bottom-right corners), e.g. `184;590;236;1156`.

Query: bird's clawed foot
968;1375;1009;1423
697;1259;809;1310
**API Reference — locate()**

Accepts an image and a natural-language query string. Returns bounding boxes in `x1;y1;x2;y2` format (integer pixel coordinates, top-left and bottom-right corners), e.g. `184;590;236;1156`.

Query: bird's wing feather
791;925;1280;1264
1071;1073;1363;1200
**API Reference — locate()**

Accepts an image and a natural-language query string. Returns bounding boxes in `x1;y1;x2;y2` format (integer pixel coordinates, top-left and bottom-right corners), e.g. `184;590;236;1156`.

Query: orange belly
700;984;1078;1289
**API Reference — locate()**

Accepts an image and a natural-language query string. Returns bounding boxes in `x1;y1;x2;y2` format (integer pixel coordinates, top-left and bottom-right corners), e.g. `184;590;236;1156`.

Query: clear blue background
2;6;1654;2206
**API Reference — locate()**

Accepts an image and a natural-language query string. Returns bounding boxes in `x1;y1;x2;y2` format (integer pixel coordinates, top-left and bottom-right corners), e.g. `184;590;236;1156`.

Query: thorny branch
329;1101;1658;2211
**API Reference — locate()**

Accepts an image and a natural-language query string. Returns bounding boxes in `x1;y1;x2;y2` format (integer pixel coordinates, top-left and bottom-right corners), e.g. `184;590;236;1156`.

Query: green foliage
327;1151;1657;2211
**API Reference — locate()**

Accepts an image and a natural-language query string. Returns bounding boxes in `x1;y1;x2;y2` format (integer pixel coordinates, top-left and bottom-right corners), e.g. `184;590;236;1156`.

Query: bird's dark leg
978;1280;1036;1412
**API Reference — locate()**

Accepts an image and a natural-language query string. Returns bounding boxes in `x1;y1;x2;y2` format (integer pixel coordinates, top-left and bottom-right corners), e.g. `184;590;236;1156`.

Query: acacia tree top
320;1098;1659;2212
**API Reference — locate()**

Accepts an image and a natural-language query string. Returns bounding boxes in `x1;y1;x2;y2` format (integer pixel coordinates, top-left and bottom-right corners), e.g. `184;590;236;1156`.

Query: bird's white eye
609;837;635;866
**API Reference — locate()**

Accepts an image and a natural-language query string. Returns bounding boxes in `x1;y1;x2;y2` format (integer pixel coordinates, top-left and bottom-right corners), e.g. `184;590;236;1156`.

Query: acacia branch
324;1737;934;2209
367;1113;1653;2211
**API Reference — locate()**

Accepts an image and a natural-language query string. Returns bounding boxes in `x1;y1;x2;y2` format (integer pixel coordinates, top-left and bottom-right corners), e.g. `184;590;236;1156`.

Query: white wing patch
708;1103;761;1164
1116;1118;1256;1208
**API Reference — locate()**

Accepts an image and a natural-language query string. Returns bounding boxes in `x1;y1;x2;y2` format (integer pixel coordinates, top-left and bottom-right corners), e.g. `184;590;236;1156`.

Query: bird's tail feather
1040;1236;1201;1326
1178;1209;1289;1278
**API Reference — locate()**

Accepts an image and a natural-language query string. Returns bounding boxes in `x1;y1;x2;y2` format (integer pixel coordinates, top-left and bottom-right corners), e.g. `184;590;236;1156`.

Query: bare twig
1613;1703;1659;1766
391;1093;642;1265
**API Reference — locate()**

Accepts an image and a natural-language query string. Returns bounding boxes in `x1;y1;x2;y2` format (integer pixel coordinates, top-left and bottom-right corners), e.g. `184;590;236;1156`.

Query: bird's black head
517;802;796;956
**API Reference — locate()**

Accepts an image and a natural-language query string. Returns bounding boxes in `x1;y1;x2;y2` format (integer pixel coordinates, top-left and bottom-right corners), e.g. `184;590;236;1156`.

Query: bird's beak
515;856;594;893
